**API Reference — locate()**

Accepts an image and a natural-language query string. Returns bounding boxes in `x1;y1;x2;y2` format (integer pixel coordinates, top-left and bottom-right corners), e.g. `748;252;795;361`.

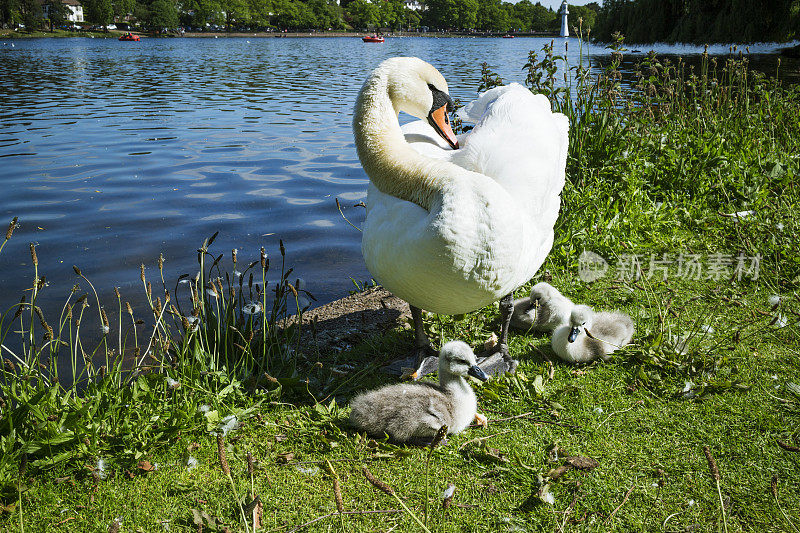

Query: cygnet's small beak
468;365;489;381
568;326;581;343
427;104;459;150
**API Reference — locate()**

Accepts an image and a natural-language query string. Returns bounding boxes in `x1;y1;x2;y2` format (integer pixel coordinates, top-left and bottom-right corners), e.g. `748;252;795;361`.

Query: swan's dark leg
411;305;436;367
383;304;437;378
497;293;514;360
478;293;519;375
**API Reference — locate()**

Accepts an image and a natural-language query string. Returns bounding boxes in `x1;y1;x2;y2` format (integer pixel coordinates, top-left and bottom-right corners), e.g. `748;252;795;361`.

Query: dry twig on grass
603;485;634;525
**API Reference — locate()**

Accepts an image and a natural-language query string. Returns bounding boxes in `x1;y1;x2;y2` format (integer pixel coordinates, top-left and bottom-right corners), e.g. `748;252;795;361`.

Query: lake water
1;36;796;321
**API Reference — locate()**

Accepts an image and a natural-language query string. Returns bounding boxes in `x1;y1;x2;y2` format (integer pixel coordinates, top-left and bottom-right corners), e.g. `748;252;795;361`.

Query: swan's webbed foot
477;345;519;376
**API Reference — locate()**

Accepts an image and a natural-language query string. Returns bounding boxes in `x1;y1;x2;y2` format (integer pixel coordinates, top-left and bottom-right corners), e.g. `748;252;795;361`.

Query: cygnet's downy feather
349;341;488;443
552;305;634;363
510;282;574;332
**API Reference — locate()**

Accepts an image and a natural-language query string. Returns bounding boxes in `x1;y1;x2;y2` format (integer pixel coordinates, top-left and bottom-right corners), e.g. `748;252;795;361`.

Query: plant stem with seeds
217;435;250;533
703;446;728;533
363;468;431;533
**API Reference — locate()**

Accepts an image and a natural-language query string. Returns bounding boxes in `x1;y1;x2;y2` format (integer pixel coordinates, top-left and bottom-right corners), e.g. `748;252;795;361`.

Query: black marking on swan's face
427;83;454;115
426;83;458;149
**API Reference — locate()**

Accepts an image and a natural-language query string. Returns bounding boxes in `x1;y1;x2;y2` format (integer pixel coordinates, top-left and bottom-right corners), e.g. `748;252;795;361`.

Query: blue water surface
0;36;793;317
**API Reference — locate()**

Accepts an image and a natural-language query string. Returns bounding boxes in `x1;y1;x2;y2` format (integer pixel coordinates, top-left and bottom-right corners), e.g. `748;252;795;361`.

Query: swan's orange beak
428;105;459;150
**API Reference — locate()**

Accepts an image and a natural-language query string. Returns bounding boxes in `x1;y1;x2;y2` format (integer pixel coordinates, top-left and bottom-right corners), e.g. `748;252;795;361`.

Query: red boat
362;35;384;43
502;34;515;38
119;33;140;41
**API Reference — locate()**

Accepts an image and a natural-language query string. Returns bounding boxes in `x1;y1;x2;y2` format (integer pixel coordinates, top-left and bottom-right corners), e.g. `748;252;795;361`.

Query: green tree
223;0;249;30
245;0;272;28
569;4;598;34
19;0;41;29
308;0;341;30
181;0;223;29
424;0;477;30
0;0;18;28
143;0;178;30
344;0;378;30
43;0;70;29
476;0;509;32
85;0;113;27
114;0;137;23
377;0;404;30
512;0;555;32
400;6;421;29
594;0;798;43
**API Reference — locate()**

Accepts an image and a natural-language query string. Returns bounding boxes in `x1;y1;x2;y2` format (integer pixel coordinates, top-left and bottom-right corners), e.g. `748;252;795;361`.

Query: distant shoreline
0;28;560;40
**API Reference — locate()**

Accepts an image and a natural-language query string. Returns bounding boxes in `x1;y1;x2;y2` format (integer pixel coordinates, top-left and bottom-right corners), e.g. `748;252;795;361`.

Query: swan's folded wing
454;83;569;220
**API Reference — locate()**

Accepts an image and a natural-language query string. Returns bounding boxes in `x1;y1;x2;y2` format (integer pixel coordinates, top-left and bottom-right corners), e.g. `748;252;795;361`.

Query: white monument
559;0;569;38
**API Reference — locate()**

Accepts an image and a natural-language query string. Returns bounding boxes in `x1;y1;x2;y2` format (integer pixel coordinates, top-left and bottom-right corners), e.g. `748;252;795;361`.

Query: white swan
354;57;569;373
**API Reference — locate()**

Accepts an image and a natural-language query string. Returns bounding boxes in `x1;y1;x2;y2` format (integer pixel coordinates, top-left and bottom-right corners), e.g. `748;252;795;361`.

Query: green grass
2;39;800;531
5;290;799;531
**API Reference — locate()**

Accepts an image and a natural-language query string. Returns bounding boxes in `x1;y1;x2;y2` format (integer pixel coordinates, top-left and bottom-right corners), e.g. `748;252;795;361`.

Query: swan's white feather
360;64;569;315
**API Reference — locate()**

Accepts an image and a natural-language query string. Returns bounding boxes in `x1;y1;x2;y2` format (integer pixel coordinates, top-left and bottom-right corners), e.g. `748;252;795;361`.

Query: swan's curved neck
353;74;447;211
439;371;473;398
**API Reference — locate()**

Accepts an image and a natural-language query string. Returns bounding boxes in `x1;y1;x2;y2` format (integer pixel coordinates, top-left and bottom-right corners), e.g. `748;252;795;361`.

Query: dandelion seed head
541;490;555;505
688;499;695;506
769;295;781;307
166;377;180;389
187;456;198;471
593;407;603;414
774;314;788;328
198;404;211;413
442;484;456;499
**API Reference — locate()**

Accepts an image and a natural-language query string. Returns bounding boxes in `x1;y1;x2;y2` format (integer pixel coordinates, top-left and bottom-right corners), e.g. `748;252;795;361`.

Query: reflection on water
0;36;795;318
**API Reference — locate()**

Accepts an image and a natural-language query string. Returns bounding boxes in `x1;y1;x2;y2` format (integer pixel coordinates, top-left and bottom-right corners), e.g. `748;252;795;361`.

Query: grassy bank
1;39;799;531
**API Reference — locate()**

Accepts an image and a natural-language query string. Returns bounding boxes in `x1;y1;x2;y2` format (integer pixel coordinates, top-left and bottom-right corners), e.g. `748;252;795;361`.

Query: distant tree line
594;0;800;43
421;0;598;33
1;0;600;34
